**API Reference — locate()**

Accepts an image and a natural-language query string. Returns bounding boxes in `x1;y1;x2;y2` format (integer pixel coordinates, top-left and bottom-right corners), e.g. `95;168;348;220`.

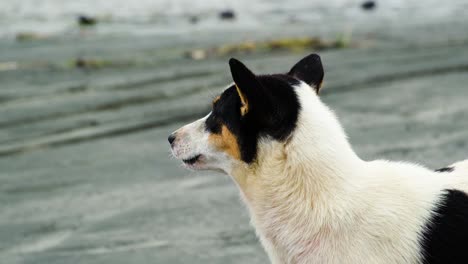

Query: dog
168;54;468;264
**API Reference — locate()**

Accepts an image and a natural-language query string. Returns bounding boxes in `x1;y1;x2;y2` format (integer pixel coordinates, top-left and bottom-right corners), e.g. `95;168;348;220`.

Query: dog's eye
205;114;221;134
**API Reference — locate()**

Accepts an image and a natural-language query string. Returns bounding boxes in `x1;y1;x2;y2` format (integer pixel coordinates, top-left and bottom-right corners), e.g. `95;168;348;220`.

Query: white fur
450;160;468;176
171;113;236;172
172;81;468;264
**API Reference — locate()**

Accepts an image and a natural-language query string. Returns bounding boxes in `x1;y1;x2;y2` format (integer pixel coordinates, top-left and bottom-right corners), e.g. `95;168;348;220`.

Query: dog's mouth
182;154;202;165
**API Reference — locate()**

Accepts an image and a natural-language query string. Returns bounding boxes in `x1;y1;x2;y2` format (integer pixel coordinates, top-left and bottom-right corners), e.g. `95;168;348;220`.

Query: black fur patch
420;189;468;263
435;167;454;173
205;74;300;163
288;54;324;93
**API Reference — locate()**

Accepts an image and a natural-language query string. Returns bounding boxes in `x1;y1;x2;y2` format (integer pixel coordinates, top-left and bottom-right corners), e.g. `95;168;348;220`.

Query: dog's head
169;54;324;174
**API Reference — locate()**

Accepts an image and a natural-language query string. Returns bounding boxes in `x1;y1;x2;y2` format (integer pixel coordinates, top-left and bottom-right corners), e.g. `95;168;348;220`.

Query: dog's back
449;160;468;174
437;160;468;192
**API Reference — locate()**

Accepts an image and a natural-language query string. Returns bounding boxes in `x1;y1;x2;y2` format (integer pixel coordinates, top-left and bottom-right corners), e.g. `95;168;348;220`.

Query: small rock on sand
361;1;377;11
219;10;236;20
78;15;98;26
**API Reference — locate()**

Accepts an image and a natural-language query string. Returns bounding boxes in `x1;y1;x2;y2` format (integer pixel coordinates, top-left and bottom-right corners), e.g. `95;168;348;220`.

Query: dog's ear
229;58;265;116
288;53;324;93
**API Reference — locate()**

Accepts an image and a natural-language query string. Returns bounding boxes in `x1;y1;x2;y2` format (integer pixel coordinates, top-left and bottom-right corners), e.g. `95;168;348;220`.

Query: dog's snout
168;133;176;145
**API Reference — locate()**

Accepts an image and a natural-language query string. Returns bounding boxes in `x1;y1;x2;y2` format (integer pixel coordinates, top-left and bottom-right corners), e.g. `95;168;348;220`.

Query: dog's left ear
288;53;324;93
229;58;266;116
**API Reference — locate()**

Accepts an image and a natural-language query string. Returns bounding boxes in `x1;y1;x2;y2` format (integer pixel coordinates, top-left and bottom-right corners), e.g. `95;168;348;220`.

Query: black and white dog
169;54;468;264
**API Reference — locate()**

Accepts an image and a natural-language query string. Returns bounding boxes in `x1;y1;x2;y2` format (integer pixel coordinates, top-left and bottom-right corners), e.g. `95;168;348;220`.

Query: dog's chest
252;204;408;264
258;222;342;264
252;207;336;263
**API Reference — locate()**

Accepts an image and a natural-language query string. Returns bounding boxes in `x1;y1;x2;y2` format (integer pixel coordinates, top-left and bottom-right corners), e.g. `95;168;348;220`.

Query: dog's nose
168;134;176;145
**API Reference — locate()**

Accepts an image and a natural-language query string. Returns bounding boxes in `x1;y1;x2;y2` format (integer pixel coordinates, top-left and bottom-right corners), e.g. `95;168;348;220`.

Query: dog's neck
231;85;363;200
229;86;365;261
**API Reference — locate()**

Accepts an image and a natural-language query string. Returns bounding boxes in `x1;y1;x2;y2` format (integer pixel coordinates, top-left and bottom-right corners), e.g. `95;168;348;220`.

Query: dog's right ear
288;53;324;93
229;58;265;116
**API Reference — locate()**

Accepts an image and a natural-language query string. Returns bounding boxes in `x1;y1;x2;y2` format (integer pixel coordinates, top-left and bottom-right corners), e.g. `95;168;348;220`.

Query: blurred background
1;0;468;263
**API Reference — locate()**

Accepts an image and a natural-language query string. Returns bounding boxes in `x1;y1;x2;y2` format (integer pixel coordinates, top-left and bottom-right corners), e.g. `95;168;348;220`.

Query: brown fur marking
317;80;324;93
209;125;241;160
213;95;221;105
235;84;249;116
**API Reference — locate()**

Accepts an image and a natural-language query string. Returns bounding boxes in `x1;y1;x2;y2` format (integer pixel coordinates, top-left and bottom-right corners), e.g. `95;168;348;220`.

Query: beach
1;1;468;263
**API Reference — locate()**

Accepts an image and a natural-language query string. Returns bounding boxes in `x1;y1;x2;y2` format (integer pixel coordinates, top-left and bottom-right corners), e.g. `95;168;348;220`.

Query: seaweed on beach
185;35;351;60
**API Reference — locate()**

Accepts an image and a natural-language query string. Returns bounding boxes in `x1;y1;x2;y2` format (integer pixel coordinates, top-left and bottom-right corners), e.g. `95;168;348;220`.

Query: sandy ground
1;4;468;264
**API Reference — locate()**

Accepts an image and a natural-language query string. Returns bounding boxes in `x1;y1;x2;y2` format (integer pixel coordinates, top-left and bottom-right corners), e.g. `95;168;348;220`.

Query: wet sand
1;5;468;263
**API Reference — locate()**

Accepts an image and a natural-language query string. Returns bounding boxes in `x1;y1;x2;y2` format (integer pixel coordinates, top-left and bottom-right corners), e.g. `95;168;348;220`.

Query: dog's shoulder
436;159;468;175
